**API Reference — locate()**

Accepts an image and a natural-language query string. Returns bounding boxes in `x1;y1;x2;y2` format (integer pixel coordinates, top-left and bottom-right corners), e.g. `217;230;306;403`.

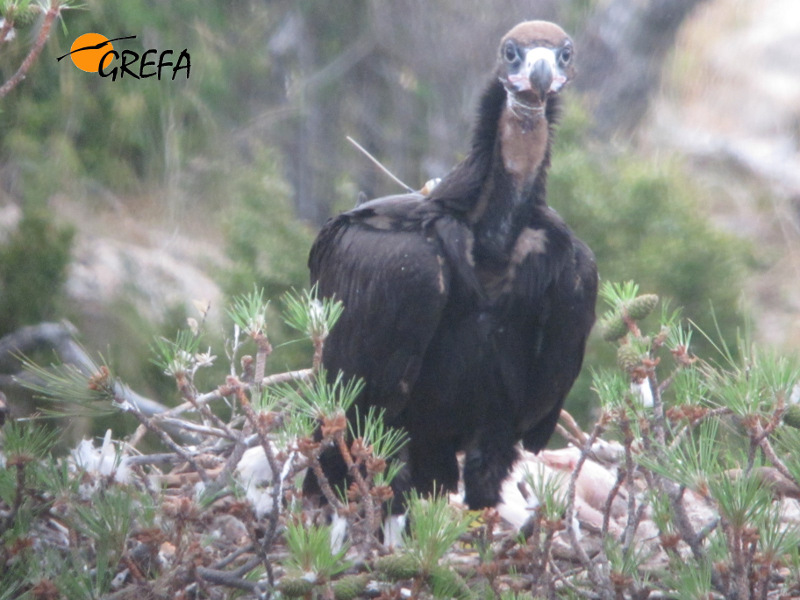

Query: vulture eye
503;40;520;64
559;44;573;66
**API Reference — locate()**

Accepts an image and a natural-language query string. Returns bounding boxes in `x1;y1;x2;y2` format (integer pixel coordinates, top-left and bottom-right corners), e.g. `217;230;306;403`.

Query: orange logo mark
67;33;116;73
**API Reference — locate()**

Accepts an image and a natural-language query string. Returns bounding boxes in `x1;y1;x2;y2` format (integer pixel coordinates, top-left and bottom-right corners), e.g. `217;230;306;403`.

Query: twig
555;423;583;449
262;368;313;387
564;415;613;598
0;15;13;44
663;480;726;591
755;424;797;486
252;334;272;386
126;453;183;466
209;544;256;570
242;514;276;592
648;371;667;446
158;389;224;419
235;382;286;589
346;136;415;193
620;415;641;551
260;440;284;589
666;406;733;453
524;509;543;572
176;374;238;441
303;449;346;512
334;431;379;542
0;1;61;98
128;423;148;449
127;408;210;484
197;565;264;592
156;417;235;440
0;461;27;537
601;467;626;539
157;369;311;420
559;409;588;446
550;560;602;600
312;337;325;373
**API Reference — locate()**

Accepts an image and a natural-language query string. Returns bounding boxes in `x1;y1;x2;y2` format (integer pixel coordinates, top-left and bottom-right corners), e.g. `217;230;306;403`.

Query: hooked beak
507;47;566;99
528;57;553;99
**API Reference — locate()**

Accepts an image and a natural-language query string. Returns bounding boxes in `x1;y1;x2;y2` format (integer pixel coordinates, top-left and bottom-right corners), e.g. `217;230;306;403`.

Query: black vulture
306;20;598;510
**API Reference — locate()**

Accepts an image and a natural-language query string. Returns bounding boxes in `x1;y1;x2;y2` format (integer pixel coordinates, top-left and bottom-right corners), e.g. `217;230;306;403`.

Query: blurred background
0;0;798;431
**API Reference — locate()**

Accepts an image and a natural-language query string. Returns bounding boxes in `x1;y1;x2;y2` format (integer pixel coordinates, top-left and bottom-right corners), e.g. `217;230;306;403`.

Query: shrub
0;209;74;337
5;283;799;599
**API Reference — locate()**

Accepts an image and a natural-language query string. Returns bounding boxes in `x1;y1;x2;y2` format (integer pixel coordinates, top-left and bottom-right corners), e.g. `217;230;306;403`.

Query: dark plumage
306;20;598;510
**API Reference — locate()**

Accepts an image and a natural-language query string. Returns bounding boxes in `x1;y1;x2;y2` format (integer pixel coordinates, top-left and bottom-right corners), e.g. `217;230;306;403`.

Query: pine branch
0;0;62;98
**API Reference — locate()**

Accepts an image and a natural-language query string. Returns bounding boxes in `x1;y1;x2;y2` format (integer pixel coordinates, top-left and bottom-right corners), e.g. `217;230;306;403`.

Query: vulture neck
469;79;556;267
498;100;550;188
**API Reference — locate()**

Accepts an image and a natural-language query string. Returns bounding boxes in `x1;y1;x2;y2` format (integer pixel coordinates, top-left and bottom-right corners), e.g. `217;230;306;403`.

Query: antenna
346;136;415;194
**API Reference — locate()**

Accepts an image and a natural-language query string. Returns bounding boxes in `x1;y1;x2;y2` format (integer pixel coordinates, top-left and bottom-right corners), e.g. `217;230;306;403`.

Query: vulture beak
507;46;567;100
523;47;565;97
528;56;553;99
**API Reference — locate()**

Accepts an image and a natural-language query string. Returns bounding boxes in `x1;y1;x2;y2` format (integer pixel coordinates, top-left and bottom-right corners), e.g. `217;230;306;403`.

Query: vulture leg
463;424;520;509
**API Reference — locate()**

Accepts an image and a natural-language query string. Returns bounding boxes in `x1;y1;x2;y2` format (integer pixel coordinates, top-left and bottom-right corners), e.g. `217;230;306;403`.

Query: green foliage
592;281;800;599
373;552;420;580
428;564;472;599
662;560;713;600
591;368;630;413
637;419;721;494
0;420;59;465
0;209;74;337
227;286;270;340
603;535;651;592
0;428;155;596
283;518;351;581
283;369;362;421
220;150;316;372
524;464;568;523
350;406;408;486
1;4;313;383
70;486;140;592
774;427;800;485
704;340;798;420
331;573;369;600
0;0;38;24
4;282;800;599
18;353;118;418
283;285;344;343
403;490;471;574
710;460;773;532
1;1;276;192
551;102;750;421
221;146;314;301
553;104;749;334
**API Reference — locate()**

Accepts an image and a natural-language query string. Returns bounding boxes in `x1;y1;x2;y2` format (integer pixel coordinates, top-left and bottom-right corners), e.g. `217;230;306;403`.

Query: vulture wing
309;193;451;423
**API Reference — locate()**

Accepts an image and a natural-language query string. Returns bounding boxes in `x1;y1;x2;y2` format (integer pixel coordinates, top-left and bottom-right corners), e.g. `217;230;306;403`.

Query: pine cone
277;577;315;597
600;315;629;342
333;574;369;600
373;553;419;580
428;565;471;599
625;294;659;321
784;404;800;429
617;344;642;374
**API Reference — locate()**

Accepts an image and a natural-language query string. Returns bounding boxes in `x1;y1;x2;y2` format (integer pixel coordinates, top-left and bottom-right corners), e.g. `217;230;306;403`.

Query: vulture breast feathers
307;20;598;510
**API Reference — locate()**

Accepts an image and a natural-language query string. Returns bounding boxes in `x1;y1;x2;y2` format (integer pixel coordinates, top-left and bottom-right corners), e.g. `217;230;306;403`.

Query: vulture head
497;20;574;116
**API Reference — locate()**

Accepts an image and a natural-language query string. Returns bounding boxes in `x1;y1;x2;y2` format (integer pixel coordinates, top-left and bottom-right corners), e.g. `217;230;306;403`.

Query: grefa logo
57;33;190;81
